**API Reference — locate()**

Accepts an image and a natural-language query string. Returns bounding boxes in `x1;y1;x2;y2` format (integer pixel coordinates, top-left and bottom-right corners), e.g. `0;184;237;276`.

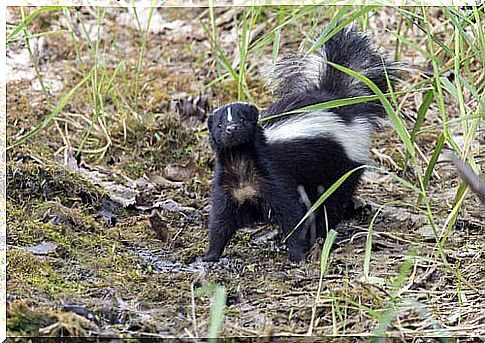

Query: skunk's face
208;103;259;150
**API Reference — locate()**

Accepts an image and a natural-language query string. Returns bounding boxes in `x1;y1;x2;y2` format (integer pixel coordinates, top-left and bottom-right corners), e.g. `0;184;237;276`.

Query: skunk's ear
207;115;214;131
207;114;218;150
247;104;259;122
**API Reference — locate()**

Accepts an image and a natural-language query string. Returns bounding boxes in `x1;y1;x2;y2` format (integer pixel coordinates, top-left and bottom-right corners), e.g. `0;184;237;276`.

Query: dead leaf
148;210;169;242
146;172;183;189
175;93;210;127
163;163;196;182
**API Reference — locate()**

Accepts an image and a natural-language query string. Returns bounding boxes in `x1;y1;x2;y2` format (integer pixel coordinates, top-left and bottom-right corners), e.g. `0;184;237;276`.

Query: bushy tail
271;26;397;109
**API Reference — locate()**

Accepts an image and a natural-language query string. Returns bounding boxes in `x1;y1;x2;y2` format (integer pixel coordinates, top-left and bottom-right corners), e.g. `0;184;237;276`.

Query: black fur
203;27;395;262
203;103;310;262
266;26;396;124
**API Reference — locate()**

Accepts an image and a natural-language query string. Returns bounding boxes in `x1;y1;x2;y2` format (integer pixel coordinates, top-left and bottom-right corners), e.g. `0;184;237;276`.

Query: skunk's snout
226;124;237;135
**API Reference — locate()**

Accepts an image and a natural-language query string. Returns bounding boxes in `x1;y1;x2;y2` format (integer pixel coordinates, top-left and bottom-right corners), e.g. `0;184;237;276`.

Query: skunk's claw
201;252;221;262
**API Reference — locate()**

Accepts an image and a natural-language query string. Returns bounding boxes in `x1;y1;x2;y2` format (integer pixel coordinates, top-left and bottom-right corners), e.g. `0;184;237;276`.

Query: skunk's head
207;102;260;150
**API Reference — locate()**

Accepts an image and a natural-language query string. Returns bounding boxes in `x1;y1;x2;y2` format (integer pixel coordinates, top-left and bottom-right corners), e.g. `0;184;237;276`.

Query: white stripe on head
212;102;258;116
227;106;232;122
264;111;373;163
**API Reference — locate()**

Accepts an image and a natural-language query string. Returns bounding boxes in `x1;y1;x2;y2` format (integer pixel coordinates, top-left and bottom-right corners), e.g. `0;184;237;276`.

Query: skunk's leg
202;187;237;262
284;233;310;262
315;192;354;237
263;185;310;262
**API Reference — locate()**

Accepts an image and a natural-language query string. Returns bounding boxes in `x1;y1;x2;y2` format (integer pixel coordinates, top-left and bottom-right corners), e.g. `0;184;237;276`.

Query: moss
9;222;48;247
7;249;46;276
7;249;76;298
7;301;95;337
32;202;105;234
5;157;150;302
7;301;57;336
8;199;107;248
100;114;204;179
122;160;148;179
7;159;107;207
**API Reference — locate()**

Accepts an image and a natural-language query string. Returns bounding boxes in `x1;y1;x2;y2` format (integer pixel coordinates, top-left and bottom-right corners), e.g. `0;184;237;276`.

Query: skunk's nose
226;124;237;135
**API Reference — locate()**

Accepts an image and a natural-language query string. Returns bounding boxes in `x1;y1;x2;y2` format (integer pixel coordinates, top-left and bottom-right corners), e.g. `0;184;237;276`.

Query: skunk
203;102;310;262
202;27;396;262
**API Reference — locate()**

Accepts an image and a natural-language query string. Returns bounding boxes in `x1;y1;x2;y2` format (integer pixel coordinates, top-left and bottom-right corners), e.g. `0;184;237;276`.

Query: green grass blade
198;18;239;83
421;7;461;155
19;7;49;100
417;133;445;206
411;89;434;142
327;61;415;157
7;6;65;45
285;165;368;242
443;7;479;56
249;5;321;53
272;29;281;67
320;229;338;277
439;182;468;249
403;299;450;338
372;254;415;338
363;205;384;279
7;71;92;150
403;89;434;172
133;0;160;109
208;286;227;340
261;88;430;122
194;284;227;340
308;229;338;335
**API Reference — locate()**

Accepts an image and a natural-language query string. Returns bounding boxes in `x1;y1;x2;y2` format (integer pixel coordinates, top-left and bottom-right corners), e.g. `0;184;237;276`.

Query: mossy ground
6;6;483;338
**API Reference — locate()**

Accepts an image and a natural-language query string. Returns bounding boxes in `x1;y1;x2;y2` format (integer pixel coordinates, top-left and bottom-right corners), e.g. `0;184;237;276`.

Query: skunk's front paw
287;238;309;263
288;245;308;263
201;252;221;262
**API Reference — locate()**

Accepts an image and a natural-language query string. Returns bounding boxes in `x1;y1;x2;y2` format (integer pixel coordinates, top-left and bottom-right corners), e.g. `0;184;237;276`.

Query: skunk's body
203;27;395;262
203;103;310;262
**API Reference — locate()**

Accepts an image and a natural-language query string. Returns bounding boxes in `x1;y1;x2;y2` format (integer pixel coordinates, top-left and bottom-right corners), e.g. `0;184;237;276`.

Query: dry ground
6;6;484;339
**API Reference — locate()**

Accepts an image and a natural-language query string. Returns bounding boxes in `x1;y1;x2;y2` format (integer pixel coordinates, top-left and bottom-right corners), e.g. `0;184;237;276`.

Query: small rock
23;241;57;255
97;199;119;226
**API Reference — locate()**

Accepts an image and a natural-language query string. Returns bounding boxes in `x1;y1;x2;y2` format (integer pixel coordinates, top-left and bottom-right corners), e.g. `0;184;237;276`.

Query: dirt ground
6;6;484;338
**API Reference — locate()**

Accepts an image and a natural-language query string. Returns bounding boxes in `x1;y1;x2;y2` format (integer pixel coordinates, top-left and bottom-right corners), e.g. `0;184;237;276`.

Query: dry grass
6;5;484;339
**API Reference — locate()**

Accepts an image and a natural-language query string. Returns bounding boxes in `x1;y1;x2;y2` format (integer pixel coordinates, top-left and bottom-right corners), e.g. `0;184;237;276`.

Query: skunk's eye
217;123;222;128
240;118;245;123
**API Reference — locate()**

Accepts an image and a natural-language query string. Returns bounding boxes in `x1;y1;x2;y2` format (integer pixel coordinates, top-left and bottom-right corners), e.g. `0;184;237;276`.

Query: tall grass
195;284;227;340
19;7;49;100
6;4;484;337
307;229;338;335
7;5;162;158
76;7;113;159
202;4;483;335
131;0;160;110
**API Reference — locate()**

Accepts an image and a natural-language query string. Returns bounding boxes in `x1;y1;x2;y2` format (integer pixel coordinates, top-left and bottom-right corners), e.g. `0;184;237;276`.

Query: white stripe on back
264;111;372;163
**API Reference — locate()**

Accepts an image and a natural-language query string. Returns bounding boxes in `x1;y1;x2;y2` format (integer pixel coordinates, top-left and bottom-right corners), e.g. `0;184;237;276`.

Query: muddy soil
6;6;484;338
